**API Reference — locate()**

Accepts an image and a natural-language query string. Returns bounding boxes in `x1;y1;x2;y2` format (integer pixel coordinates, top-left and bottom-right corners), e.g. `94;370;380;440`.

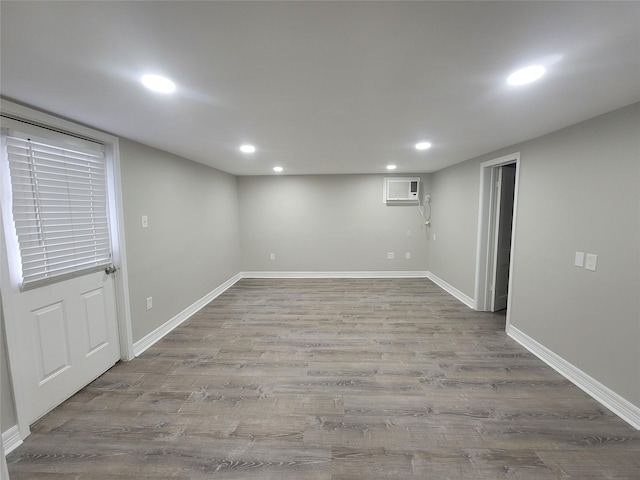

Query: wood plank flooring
7;278;640;479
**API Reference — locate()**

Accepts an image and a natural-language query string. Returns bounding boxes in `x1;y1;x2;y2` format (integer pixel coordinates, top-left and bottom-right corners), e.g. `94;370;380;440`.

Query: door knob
104;266;117;275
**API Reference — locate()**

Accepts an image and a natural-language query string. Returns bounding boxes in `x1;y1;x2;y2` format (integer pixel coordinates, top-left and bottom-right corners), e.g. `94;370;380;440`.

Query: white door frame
1;425;8;480
473;152;520;328
0;99;134;441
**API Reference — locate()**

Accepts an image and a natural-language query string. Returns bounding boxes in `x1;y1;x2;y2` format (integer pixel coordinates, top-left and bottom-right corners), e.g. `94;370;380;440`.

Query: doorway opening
474;153;520;329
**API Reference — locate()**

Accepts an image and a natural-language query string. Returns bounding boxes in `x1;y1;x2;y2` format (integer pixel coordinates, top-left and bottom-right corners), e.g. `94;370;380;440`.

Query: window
1;124;112;288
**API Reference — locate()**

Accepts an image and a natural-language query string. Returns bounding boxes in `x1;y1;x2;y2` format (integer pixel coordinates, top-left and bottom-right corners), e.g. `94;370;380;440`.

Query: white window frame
2;125;113;289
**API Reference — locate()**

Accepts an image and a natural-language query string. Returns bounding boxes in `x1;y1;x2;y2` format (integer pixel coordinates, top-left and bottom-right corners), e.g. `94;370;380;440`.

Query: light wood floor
7;278;640;479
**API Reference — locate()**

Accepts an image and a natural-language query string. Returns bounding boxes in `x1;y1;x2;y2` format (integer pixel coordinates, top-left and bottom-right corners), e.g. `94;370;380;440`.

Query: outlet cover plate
585;253;598;271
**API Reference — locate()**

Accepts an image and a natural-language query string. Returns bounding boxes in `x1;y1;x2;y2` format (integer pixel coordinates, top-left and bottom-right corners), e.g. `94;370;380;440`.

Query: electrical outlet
270;253;275;260
585;253;598;271
146;296;153;310
387;252;394;260
405;252;411;259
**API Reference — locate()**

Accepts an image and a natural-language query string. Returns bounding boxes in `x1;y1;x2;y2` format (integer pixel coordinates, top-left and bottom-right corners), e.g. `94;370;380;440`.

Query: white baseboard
133;273;242;356
425;271;475;309
3;425;22;455
507;325;640;430
241;271;429;279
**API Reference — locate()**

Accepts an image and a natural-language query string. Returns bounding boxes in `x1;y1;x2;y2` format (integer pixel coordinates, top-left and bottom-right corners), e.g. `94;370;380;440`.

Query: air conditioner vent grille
383;177;420;203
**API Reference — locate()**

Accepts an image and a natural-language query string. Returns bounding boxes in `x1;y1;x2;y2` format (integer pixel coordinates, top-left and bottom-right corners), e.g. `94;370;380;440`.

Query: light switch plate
574;251;585;267
141;215;148;228
585;253;598;271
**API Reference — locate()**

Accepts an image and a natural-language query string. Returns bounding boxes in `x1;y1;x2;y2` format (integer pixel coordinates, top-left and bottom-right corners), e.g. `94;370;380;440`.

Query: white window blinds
3;128;112;287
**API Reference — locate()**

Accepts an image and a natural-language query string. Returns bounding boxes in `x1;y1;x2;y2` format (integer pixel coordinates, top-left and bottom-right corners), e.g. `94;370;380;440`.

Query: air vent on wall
383;177;420;203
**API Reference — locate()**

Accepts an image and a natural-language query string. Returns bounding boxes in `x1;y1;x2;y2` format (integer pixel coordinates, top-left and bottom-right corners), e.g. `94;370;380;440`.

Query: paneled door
1;116;120;425
9;270;119;423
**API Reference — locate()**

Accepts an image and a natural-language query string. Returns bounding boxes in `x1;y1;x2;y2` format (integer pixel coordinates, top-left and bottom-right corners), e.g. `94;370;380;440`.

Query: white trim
473;153;520;331
1;432;8;480
106;137;134;361
507;325;640;430
0;184;30;440
424;272;475;309
241;271;429;279
133;273;242;356
2;425;22;455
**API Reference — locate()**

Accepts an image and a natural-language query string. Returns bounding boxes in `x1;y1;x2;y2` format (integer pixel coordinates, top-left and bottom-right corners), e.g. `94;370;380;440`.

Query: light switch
574;251;585;267
141;215;148;228
585;253;598;271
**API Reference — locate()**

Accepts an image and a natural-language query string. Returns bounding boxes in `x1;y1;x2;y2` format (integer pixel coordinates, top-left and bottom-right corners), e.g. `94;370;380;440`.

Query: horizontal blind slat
20;238;112;253
4;131;112;287
22;248;111;266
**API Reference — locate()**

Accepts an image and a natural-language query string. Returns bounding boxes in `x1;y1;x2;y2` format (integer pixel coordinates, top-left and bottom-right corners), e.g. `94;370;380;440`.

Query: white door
7;270;119;423
1;118;120;425
490;165;516;311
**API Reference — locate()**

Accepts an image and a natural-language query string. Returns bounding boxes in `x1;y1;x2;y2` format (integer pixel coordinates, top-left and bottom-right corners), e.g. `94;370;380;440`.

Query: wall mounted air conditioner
383;177;420;203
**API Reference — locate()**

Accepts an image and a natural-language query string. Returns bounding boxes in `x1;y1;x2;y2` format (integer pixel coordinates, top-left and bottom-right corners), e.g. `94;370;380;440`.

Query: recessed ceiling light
415;142;431;150
507;65;546;86
141;74;175;93
273;166;283;172
386;164;397;170
240;144;256;154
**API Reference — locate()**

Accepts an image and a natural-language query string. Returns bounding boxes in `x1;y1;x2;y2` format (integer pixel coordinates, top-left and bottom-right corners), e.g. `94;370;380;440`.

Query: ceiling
1;1;638;176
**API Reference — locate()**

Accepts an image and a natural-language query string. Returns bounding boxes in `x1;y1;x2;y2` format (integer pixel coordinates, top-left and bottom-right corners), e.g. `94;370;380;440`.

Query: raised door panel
32;301;71;383
82;288;109;355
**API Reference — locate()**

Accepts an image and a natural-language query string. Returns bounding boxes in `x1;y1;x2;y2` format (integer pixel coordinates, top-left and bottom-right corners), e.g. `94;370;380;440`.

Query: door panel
15;269;119;423
491;165;516;311
34;302;70;382
82;288;109;354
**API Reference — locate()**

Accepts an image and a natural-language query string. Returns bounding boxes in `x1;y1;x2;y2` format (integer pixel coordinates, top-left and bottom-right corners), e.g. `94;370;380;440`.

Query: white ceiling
1;1;638;176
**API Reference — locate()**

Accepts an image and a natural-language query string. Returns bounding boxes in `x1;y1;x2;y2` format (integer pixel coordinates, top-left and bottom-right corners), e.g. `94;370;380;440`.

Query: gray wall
429;103;640;406
119;139;242;343
238;174;431;272
426;161;480;297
